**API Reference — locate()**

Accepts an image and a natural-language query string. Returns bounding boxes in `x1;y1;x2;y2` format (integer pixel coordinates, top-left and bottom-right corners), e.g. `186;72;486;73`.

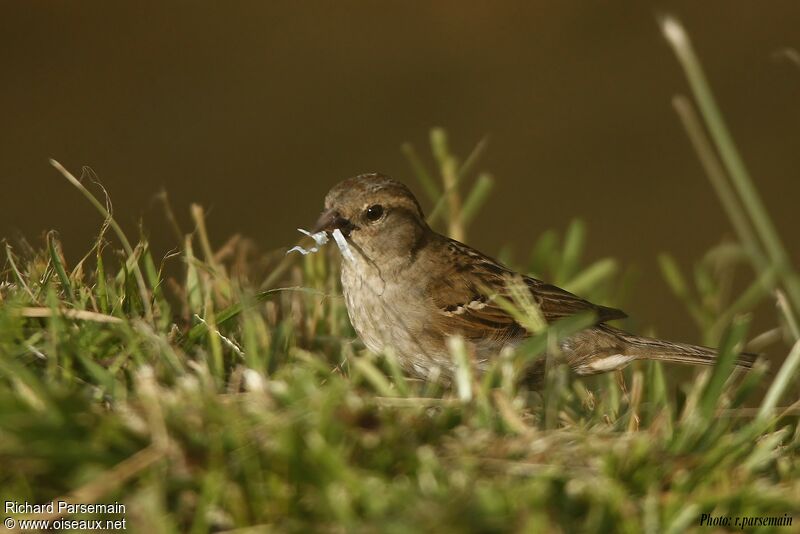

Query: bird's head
313;173;430;264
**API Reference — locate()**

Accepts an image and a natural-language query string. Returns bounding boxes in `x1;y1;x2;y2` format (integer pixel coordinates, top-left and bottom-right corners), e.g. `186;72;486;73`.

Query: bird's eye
365;204;384;222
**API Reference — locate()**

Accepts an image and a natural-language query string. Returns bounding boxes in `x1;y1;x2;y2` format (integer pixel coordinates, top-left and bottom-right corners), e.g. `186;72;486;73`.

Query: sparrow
312;173;756;386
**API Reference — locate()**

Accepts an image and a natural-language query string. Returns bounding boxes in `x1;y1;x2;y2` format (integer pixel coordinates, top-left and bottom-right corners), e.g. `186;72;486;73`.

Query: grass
1;17;799;533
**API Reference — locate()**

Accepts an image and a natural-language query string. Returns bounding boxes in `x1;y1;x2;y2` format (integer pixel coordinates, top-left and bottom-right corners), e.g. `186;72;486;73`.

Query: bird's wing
524;277;628;323
427;239;626;344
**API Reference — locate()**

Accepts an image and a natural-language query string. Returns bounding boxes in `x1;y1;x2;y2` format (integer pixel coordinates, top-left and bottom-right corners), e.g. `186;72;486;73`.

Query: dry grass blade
16;446;164;523
49;159;153;323
19;307;123;324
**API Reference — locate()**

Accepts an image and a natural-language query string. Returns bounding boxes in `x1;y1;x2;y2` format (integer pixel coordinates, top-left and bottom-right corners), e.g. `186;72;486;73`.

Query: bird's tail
609;325;757;369
567;325;757;376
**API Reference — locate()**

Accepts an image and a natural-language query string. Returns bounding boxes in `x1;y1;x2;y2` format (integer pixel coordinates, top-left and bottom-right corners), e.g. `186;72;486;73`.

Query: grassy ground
1;18;799;534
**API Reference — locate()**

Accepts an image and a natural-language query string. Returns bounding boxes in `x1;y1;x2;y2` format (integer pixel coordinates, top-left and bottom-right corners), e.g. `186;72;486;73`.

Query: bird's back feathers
426;237;755;376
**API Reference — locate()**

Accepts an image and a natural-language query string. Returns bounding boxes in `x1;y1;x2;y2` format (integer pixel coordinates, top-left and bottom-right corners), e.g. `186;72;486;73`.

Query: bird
311;172;756;386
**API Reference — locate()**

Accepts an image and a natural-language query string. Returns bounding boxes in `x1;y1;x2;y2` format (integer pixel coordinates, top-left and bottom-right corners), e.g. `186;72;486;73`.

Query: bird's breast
339;259;449;377
340;261;388;355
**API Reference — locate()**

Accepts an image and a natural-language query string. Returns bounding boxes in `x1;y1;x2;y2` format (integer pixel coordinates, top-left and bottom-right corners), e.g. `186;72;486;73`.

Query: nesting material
286;228;329;256
286;227;355;263
332;228;355;262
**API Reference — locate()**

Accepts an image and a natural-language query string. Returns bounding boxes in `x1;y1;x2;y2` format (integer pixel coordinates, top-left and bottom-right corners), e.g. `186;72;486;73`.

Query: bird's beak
312;208;354;236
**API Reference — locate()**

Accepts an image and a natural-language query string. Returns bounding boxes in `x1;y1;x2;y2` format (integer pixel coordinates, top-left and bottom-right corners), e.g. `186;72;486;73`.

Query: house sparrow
312;173;756;385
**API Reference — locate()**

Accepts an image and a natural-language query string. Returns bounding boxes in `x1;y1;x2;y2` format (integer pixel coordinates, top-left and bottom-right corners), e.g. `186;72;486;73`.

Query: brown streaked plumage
313;173;756;386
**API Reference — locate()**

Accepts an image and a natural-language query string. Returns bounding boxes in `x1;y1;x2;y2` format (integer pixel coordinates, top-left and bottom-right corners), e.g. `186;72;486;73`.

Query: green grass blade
559;219;586;284
459;172;494;230
662;17;800;316
757;339;800;422
699;315;749;420
95;249;109;314
4;243;36;302
47;232;73;303
671;95;766;270
564;258;618;296
401;142;440;203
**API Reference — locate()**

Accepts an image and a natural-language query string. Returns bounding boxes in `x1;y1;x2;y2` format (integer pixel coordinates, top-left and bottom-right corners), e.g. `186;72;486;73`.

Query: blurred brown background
2;1;798;344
